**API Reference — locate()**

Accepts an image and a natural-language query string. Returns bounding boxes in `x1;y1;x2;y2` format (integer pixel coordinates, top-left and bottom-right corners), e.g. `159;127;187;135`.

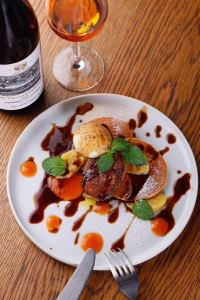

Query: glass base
53;46;104;91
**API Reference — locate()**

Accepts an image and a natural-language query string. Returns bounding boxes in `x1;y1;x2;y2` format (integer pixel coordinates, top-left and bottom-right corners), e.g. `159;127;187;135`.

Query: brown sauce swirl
64;197;83;217
108;207;119;223
72;208;92;231
29;103;93;223
29;176;60;224
74;233;80;245
159;147;170;156
156;173;191;232
111;218;134;251
41;103;93;156
155;125;162;138
167;134;176;144
128;119;137;130
137;109;148;128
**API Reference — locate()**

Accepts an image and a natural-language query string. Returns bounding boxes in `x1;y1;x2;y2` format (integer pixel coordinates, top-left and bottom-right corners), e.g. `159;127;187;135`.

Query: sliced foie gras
114;173;132;201
126;138;167;200
83;153;125;201
94;117;133;138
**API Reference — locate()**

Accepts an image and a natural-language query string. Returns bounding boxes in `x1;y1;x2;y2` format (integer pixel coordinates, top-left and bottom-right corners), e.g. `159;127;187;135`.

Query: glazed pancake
126;138;167;200
94;117;133;138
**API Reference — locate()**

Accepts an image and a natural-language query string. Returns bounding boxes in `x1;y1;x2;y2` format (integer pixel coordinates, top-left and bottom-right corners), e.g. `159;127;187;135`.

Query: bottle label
0;43;43;110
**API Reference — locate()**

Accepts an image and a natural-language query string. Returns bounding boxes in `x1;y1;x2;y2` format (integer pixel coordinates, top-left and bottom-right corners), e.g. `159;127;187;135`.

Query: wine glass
46;0;108;91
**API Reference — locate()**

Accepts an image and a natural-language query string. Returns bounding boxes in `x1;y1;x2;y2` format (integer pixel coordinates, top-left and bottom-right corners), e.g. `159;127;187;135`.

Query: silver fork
104;249;139;300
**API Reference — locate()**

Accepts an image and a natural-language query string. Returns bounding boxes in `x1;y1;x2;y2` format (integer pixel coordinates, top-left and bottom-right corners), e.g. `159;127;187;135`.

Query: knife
57;249;95;300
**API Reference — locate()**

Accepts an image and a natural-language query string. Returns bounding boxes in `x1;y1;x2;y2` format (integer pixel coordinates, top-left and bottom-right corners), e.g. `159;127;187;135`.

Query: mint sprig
98;138;147;173
97;152;114;173
132;200;154;220
42;156;66;176
111;137;130;152
122;146;147;166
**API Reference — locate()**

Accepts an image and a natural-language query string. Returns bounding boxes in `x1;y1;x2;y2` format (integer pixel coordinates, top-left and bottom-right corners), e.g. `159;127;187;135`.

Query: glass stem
75;42;81;63
73;42;85;70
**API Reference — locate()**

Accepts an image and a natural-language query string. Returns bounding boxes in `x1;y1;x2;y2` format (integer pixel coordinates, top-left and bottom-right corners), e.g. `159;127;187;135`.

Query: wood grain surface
0;0;200;299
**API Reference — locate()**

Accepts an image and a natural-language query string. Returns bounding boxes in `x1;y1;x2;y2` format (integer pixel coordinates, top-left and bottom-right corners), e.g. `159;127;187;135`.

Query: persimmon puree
93;202;110;215
49;173;83;200
151;218;169;236
80;232;104;253
46;215;62;233
20;157;37;177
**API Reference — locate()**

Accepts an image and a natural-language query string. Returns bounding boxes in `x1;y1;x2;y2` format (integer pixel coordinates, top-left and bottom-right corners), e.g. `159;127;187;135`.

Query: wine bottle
0;0;44;111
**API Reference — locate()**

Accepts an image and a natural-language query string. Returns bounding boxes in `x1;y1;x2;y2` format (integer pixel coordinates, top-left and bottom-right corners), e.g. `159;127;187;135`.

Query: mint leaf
132;200;154;220
123;145;147;166
111;137;130;153
98;152;114;173
42;156;66;176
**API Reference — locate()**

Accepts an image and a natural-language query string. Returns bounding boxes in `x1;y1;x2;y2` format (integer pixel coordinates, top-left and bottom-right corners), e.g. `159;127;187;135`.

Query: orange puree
80;232;104;253
20;158;37;177
151;217;169;236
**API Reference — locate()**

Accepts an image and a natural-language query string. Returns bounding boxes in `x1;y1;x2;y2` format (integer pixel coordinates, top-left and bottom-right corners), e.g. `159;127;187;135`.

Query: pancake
94;117;133;138
126;138;167;200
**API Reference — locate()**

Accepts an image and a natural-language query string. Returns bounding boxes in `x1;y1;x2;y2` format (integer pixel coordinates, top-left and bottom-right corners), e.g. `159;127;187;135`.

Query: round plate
7;94;198;270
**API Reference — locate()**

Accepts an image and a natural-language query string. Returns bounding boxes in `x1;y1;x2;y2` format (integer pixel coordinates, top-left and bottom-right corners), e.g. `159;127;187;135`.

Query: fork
104;249;139;300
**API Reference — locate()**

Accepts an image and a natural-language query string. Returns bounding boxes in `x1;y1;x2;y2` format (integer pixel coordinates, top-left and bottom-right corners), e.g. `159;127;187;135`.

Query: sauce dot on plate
80;232;104;253
20;157;37;177
93;202;110;215
151;217;169;236
46;215;62;233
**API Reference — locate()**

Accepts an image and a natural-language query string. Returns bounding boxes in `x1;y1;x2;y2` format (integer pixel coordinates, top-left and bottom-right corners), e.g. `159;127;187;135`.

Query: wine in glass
46;0;108;91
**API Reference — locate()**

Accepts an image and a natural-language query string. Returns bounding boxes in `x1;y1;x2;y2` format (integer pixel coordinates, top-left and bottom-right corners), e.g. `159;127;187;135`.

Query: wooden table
1;0;199;299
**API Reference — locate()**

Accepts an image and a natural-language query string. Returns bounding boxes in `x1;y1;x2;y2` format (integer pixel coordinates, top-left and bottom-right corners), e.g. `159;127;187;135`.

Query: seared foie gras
83;153;125;201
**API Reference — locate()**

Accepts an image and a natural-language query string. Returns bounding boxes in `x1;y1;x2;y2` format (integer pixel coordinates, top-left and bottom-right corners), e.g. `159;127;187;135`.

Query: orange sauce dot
20;158;37;177
80;232;104;253
93;202;110;215
46;215;62;233
50;173;83;201
151;217;169;236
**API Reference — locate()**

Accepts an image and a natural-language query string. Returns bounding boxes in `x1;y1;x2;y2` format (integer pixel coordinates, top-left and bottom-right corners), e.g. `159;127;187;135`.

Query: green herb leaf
132;200;154;220
42;156;66;176
98;152;114;173
122;145;147;166
111;137;130;153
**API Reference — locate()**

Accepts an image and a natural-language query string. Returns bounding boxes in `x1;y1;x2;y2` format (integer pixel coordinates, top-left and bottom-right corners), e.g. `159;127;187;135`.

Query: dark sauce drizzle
128;119;137;130
108;207;119;223
72;208;92;231
29;176;60;224
64;197;83;217
74;233;80;245
156;173;191;232
28;157;35;162
29;103;93;224
137;109;148;128
167;134;176;144
155;125;162;138
146;132;151;137
159;147;170;156
41;103;93;156
111;218;134;251
177;170;182;174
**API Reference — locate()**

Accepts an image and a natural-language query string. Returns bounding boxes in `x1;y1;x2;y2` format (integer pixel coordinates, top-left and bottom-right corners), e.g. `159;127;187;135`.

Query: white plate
7;94;198;270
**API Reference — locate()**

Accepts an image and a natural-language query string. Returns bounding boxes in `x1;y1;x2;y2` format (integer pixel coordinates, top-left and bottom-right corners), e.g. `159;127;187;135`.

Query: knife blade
57;249;95;300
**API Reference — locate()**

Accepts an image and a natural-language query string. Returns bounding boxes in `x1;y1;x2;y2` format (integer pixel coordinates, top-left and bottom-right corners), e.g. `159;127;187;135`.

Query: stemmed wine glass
46;0;108;91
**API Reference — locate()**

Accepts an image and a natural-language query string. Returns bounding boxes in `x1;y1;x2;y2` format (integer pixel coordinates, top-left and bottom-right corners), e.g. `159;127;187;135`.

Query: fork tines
105;248;135;280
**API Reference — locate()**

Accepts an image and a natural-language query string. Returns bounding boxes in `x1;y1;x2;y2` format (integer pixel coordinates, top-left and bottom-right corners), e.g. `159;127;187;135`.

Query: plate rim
7;93;198;270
